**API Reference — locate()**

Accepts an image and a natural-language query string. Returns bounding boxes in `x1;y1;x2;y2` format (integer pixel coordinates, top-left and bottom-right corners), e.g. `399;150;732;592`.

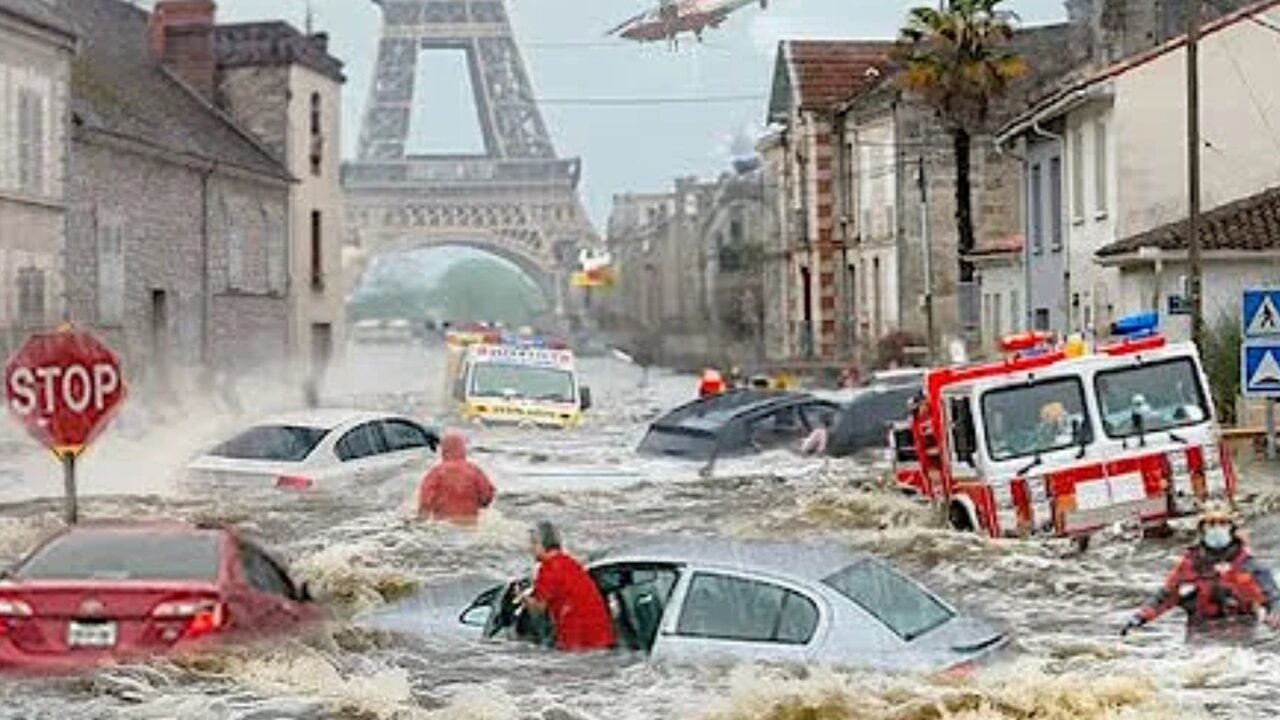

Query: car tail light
151;599;226;638
276;475;313;490
941;660;977;680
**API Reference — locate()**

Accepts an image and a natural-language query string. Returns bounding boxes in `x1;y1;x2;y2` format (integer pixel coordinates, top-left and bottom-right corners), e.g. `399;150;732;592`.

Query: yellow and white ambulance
447;333;590;429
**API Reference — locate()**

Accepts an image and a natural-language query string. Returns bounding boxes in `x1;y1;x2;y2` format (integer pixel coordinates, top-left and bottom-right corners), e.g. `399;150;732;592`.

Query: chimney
149;1;218;100
310;33;329;53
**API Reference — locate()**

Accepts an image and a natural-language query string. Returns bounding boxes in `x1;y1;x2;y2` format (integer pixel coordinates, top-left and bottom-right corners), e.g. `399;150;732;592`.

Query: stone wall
65;134;289;391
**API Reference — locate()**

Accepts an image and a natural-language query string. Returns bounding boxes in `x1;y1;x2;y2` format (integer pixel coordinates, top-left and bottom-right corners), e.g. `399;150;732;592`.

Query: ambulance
891;313;1236;547
447;331;591;429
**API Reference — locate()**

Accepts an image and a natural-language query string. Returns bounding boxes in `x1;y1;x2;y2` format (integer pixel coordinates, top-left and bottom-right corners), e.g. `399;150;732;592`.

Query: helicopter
606;0;770;48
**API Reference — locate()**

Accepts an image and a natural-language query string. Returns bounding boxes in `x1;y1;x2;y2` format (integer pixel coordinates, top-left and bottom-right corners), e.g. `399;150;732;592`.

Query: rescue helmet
1197;500;1239;530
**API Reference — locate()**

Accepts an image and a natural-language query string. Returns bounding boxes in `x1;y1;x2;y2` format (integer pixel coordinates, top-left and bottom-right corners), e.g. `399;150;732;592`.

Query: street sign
1167;295;1191;316
1243;289;1280;338
3;328;126;525
1243;345;1280;397
4;329;126;453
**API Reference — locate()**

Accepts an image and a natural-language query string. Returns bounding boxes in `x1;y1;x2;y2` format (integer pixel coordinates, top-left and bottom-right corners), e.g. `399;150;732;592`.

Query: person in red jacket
1124;502;1280;641
417;432;495;524
520;521;616;652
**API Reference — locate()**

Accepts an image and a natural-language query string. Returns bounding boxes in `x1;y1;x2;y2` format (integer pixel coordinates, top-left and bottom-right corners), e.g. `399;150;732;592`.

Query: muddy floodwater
3;345;1280;719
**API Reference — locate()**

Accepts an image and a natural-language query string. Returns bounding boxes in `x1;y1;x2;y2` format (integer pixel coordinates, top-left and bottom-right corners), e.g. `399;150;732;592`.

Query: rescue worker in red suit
698;369;726;398
520;521;616;651
1123;503;1280;640
417;432;495;524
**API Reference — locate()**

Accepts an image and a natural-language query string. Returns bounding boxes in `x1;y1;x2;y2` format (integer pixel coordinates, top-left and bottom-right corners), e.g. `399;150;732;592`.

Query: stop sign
4;329;126;453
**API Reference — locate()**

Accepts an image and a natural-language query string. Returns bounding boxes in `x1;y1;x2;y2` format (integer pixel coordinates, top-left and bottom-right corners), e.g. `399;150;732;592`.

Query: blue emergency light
1111;311;1160;338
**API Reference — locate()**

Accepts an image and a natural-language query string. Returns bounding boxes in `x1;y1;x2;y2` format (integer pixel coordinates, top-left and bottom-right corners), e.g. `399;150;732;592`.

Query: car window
823;560;953;641
677;572;817;644
981;377;1091;461
335;421;389;461
17;531;220;582
637;428;718;460
382;419;433;452
776;590;820;644
209;425;328;462
746;406;808;448
238;542;296;599
1095;358;1209;439
801;403;837;429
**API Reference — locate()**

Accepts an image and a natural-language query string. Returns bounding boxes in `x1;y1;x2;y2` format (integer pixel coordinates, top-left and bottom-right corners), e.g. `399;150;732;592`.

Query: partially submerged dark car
637;391;839;461
825;382;921;458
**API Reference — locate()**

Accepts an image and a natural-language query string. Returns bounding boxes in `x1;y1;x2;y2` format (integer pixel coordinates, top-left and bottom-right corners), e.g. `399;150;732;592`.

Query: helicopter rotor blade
605;9;649;36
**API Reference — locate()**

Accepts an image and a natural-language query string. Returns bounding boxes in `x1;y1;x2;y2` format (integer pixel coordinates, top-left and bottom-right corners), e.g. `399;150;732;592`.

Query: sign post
1242;289;1280;460
3;327;126;524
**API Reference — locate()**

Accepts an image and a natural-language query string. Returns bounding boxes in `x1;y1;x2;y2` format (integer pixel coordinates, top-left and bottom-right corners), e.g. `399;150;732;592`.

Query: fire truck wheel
948;502;976;533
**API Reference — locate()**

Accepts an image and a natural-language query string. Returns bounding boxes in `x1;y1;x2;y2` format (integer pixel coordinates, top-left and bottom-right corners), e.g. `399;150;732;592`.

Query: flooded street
3;344;1280;719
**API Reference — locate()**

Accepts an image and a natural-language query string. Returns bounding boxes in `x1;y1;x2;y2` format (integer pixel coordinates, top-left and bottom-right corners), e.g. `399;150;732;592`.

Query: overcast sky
143;0;1067;226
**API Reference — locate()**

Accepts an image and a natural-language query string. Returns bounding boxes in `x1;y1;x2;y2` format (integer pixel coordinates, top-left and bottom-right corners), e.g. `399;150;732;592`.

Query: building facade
1000;0;1280;340
58;0;292;391
601;169;774;369
0;0;75;359
216;22;347;379
764;40;894;364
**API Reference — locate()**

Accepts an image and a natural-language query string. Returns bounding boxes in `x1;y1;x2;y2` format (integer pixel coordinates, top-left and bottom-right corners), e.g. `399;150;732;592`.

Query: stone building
0;0;75;359
57;0;292;389
762;40;894;364
216;21;346;381
601;167;774;369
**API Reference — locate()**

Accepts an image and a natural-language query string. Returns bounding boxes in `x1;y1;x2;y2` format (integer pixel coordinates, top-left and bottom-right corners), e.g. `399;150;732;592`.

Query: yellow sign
571;268;615;288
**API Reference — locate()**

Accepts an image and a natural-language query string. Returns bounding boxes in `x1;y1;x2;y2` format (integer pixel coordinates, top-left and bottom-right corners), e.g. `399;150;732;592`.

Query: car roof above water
653;391;817;431
593;538;865;583
253;408;403;431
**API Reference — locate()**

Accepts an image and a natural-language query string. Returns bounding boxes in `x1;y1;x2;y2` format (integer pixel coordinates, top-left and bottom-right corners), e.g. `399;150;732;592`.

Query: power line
1218;30;1280;158
537;94;764;106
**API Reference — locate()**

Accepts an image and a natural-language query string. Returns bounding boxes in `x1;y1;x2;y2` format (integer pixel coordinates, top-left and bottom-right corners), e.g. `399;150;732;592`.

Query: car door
379;419;438;477
333;421;401;483
235;541;307;633
588;562;681;654
650;569;824;664
744;405;810;452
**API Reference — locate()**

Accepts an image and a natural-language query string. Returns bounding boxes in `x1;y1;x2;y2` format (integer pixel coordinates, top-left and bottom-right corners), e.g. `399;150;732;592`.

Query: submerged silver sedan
372;539;1007;673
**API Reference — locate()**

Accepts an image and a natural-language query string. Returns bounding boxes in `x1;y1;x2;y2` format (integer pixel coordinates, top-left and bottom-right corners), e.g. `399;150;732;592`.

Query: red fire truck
890;313;1236;546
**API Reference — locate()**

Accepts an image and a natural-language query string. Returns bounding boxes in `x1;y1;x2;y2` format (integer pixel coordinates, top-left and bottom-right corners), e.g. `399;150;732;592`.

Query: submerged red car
0;522;323;671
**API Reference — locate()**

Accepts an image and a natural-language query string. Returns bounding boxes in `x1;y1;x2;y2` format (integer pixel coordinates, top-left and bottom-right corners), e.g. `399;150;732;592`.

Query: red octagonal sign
4;329;126;454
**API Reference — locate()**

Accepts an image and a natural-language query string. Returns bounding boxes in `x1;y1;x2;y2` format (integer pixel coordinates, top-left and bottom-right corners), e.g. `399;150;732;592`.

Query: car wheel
948;502;976;533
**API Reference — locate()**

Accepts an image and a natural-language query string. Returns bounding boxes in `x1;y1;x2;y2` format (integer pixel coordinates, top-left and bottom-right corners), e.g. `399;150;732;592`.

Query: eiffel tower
343;0;598;312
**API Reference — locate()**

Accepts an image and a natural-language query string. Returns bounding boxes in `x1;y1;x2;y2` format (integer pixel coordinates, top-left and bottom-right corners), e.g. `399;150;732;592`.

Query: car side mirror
452;378;466;402
579;386;593;411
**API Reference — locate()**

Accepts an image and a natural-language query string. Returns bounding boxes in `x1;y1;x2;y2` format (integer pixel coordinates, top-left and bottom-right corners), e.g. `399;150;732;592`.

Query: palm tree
896;0;1027;288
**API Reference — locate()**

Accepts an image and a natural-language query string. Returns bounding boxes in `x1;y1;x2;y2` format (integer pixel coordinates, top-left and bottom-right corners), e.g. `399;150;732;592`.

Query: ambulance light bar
1111;311;1160;339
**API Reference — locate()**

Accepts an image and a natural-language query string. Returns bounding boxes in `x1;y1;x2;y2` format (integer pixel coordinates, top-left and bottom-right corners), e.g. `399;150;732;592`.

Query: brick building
762;40;894;363
0;0;75;360
56;0;292;391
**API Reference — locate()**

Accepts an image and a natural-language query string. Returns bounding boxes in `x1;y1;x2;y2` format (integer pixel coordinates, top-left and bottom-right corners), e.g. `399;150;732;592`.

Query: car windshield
823;560;953;641
17;532;220;582
210;425;329;462
1095;358;1210;438
470;364;575;403
636;427;717;460
981;377;1092;462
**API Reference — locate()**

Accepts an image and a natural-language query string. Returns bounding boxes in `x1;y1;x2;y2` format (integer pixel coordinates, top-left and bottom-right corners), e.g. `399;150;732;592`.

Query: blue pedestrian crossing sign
1244;346;1280;397
1243;289;1280;338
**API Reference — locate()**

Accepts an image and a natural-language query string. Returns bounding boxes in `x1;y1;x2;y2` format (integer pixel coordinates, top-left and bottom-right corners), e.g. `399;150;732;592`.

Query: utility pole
1187;0;1204;347
919;156;935;362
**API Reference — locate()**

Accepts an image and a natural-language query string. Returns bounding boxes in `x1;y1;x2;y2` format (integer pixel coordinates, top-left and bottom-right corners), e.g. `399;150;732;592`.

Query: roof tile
1097;186;1280;257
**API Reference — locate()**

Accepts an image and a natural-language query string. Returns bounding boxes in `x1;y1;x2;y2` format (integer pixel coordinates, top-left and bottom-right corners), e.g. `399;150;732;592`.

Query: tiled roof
216;22;345;83
769;40;894;121
55;0;290;181
1097;186;1280;258
0;0;75;38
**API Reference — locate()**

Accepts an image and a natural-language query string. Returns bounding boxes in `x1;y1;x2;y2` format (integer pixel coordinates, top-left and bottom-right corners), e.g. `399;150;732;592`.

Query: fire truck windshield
1094;358;1209;439
981;377;1092;462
